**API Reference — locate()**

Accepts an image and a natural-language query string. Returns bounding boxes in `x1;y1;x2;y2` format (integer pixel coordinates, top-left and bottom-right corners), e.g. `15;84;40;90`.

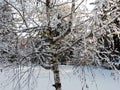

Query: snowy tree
1;0;120;90
90;0;120;69
0;0;18;65
3;0;92;90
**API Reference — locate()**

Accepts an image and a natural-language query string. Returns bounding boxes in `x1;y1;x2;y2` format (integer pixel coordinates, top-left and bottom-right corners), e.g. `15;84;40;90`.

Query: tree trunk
46;0;50;21
46;0;62;90
70;0;75;23
52;53;61;90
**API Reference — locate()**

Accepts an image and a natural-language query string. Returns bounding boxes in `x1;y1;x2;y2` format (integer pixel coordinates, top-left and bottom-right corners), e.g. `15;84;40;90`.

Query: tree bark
70;0;75;22
52;53;61;90
46;0;50;21
46;0;62;90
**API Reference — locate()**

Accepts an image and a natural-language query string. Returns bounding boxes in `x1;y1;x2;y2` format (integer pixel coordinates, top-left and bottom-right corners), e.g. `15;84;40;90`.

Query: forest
0;0;120;90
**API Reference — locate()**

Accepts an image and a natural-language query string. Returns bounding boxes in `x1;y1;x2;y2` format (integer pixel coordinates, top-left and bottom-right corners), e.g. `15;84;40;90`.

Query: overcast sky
77;0;96;11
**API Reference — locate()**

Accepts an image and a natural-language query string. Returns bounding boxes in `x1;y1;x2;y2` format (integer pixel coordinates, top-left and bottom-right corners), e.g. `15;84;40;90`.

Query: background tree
90;0;120;69
0;0;18;65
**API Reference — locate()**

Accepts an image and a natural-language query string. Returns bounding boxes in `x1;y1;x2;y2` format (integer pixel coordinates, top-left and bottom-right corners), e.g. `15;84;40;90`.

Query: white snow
0;65;120;90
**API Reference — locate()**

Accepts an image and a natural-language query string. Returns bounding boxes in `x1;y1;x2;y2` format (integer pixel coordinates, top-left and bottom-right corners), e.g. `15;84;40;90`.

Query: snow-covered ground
0;65;120;90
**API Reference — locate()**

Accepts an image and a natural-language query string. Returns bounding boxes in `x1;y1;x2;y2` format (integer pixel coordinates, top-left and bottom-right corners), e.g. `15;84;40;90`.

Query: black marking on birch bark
53;70;59;73
52;83;61;88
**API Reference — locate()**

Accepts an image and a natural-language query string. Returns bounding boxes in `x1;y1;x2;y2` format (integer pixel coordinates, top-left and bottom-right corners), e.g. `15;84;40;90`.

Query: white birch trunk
46;0;62;90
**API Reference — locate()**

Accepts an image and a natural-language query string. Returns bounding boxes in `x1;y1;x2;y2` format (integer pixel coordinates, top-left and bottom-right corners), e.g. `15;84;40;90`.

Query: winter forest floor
0;65;120;90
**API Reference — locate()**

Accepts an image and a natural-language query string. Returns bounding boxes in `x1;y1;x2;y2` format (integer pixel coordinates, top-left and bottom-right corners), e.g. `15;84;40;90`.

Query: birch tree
0;0;98;90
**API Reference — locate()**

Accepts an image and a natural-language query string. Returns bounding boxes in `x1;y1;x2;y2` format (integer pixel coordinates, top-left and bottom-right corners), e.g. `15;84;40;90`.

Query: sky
77;0;96;11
